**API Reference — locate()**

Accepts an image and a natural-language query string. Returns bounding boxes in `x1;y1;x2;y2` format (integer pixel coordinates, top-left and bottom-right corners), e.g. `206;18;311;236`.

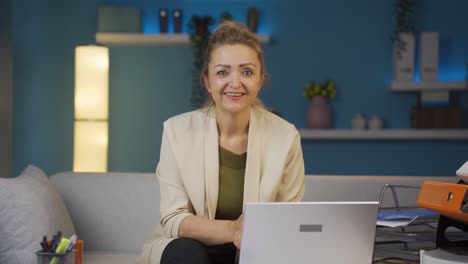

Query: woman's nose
229;72;241;88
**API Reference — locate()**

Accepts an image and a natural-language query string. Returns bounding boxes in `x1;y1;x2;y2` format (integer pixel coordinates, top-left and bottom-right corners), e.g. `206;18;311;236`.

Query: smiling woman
137;21;305;264
204;45;263;117
200;21;267;110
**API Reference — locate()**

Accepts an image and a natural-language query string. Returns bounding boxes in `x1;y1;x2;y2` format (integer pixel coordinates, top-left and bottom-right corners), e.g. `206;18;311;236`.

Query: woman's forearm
178;215;236;245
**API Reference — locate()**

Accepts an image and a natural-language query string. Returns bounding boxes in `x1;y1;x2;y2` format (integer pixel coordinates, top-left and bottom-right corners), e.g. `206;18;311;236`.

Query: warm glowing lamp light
73;45;109;172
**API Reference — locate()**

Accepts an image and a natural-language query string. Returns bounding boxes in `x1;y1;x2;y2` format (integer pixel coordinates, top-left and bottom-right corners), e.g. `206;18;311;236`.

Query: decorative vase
392;32;415;81
368;115;383;130
419;32;439;81
351;112;367;130
306;96;331;129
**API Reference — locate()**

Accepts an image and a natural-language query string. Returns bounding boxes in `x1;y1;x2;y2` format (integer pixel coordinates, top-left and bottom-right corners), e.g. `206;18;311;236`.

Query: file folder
416;181;468;223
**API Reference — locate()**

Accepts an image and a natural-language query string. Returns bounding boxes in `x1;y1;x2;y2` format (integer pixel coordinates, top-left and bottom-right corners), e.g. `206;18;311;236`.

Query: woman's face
204;44;263;115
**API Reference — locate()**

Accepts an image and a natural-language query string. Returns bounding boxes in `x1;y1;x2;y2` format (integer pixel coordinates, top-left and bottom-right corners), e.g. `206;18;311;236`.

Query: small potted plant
303;80;336;129
392;0;416;81
303;80;337;100
392;0;416;55
188;15;214;108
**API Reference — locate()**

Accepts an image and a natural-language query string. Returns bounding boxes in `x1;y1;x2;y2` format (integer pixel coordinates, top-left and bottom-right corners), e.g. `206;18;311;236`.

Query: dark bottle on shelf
173;9;182;33
159;8;168;33
247;7;259;33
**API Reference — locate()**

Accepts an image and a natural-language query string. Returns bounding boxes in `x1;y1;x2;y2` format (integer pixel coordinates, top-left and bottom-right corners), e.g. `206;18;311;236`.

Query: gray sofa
49;172;458;264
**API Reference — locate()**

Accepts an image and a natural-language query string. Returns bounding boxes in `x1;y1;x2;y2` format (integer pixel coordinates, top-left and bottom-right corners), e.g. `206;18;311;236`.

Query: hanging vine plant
392;0;416;55
188;15;214;108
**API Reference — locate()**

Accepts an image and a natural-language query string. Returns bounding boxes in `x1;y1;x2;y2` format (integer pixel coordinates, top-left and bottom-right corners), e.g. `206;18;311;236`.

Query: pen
55;231;62;249
42;236;49;252
65;234;77;252
50;235;57;251
40;242;46;252
51;231;62;251
49;238;70;264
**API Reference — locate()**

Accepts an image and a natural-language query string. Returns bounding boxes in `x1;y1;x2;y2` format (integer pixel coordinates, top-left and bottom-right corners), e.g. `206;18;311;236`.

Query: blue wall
13;0;468;176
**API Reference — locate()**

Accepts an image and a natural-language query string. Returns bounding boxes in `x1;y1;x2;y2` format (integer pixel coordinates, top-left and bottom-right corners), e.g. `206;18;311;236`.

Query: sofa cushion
0;165;76;264
49;172;160;253
84;251;138;264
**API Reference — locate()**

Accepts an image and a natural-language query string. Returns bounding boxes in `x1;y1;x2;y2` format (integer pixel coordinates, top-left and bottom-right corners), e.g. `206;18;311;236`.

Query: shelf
389;81;467;92
95;32;271;46
299;129;468;140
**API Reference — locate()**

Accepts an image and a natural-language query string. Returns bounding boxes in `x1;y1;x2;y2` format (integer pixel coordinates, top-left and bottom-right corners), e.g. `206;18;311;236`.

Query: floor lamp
73;45;109;172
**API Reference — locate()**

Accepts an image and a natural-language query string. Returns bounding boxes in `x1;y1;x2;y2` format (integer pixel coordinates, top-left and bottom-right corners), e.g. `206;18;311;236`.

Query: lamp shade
73;121;108;172
74;45;109;120
73;45;109;172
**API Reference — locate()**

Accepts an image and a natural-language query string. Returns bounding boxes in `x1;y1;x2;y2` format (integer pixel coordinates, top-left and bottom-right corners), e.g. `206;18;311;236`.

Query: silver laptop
239;202;379;264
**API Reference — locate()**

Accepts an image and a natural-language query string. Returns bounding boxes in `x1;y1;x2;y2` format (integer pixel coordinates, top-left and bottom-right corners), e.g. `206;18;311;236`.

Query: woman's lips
224;92;244;97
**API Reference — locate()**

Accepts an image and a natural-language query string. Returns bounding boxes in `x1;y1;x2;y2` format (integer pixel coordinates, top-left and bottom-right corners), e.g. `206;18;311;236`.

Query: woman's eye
242;69;253;76
216;70;228;77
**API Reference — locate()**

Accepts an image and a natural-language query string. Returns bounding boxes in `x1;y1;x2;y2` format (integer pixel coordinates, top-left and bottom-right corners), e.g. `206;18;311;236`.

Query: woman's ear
259;75;265;91
203;75;211;93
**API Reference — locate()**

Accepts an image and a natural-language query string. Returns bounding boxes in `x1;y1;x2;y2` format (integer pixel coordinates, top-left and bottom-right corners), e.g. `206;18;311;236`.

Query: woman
138;21;305;264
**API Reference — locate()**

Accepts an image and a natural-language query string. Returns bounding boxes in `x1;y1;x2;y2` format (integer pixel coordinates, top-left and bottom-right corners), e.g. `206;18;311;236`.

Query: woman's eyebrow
214;63;257;68
239;63;257;68
214;64;231;68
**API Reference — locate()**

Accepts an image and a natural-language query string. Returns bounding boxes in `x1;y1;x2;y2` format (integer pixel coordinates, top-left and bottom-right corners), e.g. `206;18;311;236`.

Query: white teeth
225;92;243;97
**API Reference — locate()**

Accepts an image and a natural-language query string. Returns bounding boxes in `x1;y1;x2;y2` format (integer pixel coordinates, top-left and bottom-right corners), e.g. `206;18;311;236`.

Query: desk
374;257;418;263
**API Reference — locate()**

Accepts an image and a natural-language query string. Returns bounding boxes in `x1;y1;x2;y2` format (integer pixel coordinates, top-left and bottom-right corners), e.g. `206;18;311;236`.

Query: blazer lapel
204;109;219;219
244;107;262;205
204;107;262;217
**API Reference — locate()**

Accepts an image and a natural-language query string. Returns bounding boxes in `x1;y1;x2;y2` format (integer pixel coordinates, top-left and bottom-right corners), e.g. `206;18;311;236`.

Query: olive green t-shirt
215;146;246;220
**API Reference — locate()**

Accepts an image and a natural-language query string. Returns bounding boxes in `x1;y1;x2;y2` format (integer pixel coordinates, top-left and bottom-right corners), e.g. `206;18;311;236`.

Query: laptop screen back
239;202;379;264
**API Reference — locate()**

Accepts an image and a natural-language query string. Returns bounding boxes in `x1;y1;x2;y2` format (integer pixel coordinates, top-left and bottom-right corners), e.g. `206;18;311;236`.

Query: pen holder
43;239;82;264
74;240;83;264
36;250;75;264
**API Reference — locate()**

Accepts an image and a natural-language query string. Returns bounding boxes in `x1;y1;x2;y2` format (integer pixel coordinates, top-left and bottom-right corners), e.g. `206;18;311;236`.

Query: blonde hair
200;21;267;109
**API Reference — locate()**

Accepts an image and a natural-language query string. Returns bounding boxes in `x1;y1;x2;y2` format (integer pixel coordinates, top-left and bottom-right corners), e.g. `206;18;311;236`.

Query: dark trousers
160;237;237;264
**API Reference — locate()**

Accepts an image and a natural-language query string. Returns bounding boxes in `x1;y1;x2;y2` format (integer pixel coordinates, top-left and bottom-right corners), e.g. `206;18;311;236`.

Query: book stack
411;105;463;129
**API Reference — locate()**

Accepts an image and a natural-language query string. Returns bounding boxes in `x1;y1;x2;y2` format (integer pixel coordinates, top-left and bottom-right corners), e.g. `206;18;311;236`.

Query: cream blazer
137;106;305;264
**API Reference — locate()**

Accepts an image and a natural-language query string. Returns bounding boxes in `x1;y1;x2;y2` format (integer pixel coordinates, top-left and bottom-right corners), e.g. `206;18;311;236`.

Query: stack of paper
377;208;439;227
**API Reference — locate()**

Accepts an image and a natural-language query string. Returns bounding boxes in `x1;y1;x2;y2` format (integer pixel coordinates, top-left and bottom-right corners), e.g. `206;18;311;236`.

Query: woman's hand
232;214;243;248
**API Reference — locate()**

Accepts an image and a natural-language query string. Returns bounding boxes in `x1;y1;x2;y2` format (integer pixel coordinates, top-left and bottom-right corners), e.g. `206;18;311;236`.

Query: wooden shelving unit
389;81;467;92
299;129;468;140
95;32;271;46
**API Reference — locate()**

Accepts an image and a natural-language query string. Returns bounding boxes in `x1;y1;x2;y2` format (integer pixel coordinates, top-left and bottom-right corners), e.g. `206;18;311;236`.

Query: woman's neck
215;106;250;136
215;107;250;154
